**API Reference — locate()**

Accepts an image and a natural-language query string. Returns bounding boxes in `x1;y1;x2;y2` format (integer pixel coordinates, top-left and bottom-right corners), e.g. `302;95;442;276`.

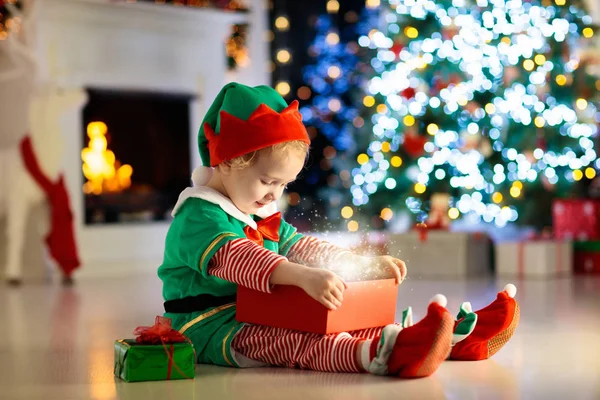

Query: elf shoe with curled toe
367;295;453;378
450;284;520;361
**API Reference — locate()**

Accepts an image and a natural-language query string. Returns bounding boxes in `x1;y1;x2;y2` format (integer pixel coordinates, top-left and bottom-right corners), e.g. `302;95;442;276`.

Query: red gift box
236;279;398;334
573;251;600;275
553;200;600;240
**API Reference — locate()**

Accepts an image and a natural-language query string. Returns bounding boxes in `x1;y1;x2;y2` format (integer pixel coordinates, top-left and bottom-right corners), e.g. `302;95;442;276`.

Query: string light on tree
276;49;291;64
448;208;460;220
365;0;380;9
275;81;290;96
297;86;311;100
326;0;340;14
326;32;340;45
275;16;289;31
328;65;341;79
586;168;596;179
380;208;393;220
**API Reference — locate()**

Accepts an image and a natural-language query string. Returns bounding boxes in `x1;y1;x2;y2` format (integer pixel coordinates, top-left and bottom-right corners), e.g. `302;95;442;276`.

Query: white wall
34;0;268;278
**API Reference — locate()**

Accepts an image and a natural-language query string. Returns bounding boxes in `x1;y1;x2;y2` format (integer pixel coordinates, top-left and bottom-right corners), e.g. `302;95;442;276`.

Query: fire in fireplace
82;88;193;224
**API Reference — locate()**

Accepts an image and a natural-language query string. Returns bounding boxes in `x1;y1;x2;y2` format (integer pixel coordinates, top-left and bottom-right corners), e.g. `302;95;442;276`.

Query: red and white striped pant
231;324;384;373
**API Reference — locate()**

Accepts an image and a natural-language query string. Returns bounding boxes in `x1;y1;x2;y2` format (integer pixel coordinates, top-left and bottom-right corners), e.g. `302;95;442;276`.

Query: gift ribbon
415;223;428;242
134;316;196;380
556;241;563;275
166;344;174;380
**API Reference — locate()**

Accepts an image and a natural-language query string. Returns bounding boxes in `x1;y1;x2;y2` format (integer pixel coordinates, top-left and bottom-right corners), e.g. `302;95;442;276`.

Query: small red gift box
573;251;600;275
236;279;398;334
553;200;600;240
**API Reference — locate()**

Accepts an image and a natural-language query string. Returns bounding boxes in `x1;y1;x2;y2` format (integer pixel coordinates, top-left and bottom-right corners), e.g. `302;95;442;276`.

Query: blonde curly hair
225;140;310;170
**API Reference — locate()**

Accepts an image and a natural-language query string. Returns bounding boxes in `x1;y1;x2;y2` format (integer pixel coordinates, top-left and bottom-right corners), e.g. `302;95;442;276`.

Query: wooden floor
1;274;599;399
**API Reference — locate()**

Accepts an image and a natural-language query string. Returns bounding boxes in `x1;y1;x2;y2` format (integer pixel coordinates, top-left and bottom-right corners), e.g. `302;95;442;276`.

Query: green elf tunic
157;184;303;367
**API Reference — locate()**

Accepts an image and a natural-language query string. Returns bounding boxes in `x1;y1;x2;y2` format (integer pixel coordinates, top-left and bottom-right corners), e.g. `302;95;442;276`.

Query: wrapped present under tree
573;242;600;275
496;240;572;279
386;231;491;278
553;200;600;240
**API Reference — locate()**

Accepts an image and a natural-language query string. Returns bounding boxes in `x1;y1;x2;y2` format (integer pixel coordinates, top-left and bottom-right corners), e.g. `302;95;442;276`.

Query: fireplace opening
82;88;193;225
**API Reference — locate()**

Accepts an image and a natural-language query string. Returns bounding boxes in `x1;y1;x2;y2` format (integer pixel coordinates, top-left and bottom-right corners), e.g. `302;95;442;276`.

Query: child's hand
299;268;348;310
366;256;407;284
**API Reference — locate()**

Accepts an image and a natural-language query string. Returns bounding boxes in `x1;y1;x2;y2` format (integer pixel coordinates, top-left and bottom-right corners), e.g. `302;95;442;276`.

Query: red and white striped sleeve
286;236;354;269
208;238;287;293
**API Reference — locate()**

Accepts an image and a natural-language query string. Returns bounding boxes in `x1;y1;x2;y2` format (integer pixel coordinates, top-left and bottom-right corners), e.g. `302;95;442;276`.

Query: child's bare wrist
270;260;309;286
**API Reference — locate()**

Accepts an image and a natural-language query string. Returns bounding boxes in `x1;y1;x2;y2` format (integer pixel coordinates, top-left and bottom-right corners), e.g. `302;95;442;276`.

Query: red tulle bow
133;316;187;345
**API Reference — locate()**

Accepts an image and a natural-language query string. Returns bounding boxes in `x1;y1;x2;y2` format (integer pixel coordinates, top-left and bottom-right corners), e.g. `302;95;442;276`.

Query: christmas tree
295;7;380;232
331;0;599;232
277;7;359;231
300;15;362;153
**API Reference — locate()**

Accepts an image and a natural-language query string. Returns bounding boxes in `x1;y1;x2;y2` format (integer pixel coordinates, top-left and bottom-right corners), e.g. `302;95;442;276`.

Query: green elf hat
198;82;311;167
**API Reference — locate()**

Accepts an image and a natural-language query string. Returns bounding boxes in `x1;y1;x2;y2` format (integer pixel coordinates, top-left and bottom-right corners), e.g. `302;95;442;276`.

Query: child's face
221;148;305;214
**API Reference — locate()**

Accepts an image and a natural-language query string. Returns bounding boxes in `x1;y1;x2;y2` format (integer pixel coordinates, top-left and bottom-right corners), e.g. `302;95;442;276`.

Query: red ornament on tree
465;101;481;115
403;131;428;158
434;79;446;92
503;66;521;86
535;133;547;151
442;25;460;41
448;74;461;85
401;87;416;99
391;42;404;59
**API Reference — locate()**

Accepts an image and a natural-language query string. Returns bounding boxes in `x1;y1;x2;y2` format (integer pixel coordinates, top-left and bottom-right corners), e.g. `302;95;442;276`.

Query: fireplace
33;0;267;277
82;88;193;224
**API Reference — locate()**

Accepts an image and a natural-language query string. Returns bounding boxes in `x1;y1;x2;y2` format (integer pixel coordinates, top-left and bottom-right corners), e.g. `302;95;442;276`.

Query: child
158;83;519;378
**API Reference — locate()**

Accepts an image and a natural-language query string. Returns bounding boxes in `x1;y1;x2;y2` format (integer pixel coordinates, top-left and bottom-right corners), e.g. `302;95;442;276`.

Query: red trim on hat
204;100;310;166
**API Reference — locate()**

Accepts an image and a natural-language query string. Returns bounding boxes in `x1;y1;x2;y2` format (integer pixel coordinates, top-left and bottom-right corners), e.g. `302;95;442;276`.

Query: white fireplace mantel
34;0;268;278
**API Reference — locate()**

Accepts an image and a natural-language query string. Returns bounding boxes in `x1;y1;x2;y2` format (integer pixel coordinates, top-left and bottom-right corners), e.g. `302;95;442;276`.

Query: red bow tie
243;212;281;247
